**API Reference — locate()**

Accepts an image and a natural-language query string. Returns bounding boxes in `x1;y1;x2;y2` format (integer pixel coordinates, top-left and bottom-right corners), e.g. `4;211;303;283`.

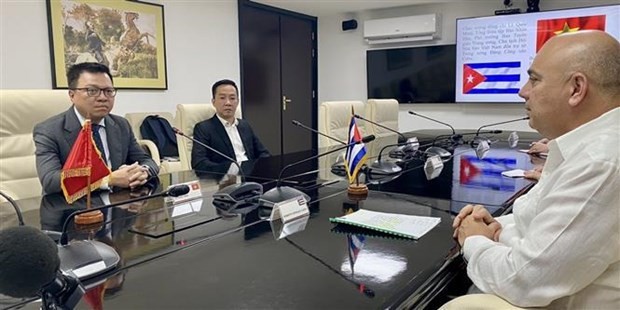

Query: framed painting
46;0;167;89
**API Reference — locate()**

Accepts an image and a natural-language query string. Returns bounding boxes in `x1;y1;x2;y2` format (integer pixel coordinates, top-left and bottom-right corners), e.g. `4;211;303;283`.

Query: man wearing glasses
34;62;158;195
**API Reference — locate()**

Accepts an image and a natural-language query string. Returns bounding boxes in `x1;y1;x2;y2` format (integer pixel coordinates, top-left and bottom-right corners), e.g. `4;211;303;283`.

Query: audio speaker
342;19;358;31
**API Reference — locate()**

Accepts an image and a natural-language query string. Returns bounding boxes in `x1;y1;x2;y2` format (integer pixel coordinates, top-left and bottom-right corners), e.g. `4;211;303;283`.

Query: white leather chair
0;90;71;202
125;112;182;174
174;104;242;171
317;100;367;180
439;294;525;310
366;99;400;159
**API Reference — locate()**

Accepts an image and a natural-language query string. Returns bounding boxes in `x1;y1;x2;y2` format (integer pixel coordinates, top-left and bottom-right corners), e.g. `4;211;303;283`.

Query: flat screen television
366;44;456;104
456;4;620;103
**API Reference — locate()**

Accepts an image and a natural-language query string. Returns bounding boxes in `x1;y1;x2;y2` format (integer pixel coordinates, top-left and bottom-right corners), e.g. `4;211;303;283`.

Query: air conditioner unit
363;14;440;45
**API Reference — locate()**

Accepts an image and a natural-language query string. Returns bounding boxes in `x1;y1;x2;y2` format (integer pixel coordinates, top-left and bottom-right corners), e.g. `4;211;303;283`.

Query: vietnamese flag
536;15;606;51
61;120;111;204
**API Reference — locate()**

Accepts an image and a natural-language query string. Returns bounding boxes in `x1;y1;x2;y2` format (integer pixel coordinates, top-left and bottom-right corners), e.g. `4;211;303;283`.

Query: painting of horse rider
47;0;167;89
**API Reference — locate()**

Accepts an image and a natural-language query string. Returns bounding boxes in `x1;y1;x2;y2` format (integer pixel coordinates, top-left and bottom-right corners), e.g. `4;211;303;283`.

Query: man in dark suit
191;79;269;172
34;62;158;195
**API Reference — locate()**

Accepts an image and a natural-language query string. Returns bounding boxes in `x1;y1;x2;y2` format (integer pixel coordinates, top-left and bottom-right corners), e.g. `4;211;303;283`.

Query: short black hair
67;62;114;89
211;79;238;98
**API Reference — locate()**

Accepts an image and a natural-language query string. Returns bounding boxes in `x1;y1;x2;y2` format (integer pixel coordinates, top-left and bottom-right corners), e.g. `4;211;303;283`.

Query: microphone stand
476;116;529;136
58;185;189;246
408;111;456;135
173;128;246;181
260;136;375;208
353;114;406;143
292;120;346;145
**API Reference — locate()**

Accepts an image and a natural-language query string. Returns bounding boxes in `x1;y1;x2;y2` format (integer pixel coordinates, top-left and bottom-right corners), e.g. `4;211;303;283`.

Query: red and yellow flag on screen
536;15;606;51
61;120;111;204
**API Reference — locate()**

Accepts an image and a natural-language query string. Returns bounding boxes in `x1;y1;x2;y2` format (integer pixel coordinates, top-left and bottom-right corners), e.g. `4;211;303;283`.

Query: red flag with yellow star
536;15;606;51
61;120;111;204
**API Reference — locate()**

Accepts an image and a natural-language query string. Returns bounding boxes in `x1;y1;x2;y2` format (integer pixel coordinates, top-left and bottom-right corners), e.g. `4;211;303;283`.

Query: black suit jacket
191;116;270;172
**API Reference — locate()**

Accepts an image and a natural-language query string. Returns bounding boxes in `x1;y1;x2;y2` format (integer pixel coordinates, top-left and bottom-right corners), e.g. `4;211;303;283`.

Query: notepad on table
329;209;441;240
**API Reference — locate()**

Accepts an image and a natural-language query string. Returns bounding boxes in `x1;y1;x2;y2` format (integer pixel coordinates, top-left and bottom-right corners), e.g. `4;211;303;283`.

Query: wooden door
239;1;317;156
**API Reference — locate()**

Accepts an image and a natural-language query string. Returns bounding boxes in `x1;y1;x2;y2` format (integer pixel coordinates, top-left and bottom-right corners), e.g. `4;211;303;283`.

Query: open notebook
329;209;441;240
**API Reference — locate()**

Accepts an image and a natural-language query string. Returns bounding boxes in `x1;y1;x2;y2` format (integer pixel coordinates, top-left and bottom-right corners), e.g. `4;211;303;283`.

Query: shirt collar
544;107;619;174
73;106;106;127
216;114;238;127
554;107;619;159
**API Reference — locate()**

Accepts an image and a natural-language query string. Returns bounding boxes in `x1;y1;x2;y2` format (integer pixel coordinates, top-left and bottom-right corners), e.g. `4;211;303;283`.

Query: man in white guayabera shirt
446;30;620;309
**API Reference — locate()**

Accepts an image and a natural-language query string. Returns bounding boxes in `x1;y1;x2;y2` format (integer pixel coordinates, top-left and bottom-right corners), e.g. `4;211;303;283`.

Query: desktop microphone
292;120;346;145
408;110;456;135
58;184;190;246
54;184;189;282
432;130;503;147
260;135;376;208
472;117;529;159
0;190;25;226
475;116;529;136
173;128;264;209
366;139;420;183
353;114;407;143
0;226;85;309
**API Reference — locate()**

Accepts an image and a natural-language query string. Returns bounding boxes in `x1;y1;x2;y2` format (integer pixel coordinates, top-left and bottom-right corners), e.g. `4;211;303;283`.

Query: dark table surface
0;130;540;309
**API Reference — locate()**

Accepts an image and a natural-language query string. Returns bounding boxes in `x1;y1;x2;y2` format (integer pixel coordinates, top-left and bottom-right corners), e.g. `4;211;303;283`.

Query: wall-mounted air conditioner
363;14;440;45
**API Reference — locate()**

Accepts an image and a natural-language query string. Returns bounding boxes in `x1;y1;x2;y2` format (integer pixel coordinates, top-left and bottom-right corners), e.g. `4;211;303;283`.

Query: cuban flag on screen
347;234;366;272
463;62;521;95
460;155;517;191
344;110;368;183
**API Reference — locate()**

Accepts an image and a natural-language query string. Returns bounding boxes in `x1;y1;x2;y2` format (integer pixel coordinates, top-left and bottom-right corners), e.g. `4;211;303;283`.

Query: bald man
450;31;620;308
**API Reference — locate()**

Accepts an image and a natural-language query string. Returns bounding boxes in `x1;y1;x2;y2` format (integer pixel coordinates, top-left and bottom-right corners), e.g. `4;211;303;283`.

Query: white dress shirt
463;107;620;309
216;114;248;163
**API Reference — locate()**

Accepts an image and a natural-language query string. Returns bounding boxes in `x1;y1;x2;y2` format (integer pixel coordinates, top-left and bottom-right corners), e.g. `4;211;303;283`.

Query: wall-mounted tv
456;4;620;103
367;44;456;104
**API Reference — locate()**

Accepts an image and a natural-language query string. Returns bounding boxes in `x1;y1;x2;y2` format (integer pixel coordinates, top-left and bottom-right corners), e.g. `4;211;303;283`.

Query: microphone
58;184;191;245
353;114;406;143
365;138;421;183
260;135;376;208
173;128;264;209
408;110;456;135
0;226;84;309
475;116;529;136
292;120;346;145
472;117;529;159
0;190;24;226
432;130;503;146
54;185;189;283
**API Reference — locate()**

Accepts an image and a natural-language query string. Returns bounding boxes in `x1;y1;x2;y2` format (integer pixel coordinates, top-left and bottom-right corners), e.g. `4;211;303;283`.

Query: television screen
367;44;456;103
455;4;620;103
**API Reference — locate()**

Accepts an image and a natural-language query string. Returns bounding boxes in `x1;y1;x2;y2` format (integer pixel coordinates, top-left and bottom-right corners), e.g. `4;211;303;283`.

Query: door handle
282;96;292;111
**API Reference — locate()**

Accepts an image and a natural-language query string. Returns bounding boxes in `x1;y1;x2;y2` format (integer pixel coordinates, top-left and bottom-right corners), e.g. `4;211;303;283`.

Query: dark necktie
92;124;108;165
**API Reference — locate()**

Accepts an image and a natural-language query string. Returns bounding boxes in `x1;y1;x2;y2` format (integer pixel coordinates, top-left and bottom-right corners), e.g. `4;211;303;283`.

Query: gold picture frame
46;0;167;89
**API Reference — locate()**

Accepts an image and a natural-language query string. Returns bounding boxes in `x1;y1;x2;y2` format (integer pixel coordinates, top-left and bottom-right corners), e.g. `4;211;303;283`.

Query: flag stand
347;174;368;197
75;119;104;225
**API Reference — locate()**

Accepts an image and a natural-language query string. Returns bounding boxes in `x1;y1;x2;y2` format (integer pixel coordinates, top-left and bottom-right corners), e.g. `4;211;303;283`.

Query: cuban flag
460;155;517;191
344;111;368;183
347;234;366;272
463;62;521;95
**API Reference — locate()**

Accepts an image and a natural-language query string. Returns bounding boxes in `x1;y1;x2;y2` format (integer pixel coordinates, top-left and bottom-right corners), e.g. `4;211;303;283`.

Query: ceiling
252;0;483;17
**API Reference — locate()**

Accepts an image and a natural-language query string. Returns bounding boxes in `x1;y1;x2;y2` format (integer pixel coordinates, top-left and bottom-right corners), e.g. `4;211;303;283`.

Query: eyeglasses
72;87;117;98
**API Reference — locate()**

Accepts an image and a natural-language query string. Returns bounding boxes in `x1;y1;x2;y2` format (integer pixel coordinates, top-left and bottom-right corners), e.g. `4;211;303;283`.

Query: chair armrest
137;139;161;166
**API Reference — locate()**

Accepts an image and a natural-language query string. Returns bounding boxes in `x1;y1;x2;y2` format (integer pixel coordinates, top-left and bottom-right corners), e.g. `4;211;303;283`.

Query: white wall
0;0;240;116
317;0;618;132
1;0;616;131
